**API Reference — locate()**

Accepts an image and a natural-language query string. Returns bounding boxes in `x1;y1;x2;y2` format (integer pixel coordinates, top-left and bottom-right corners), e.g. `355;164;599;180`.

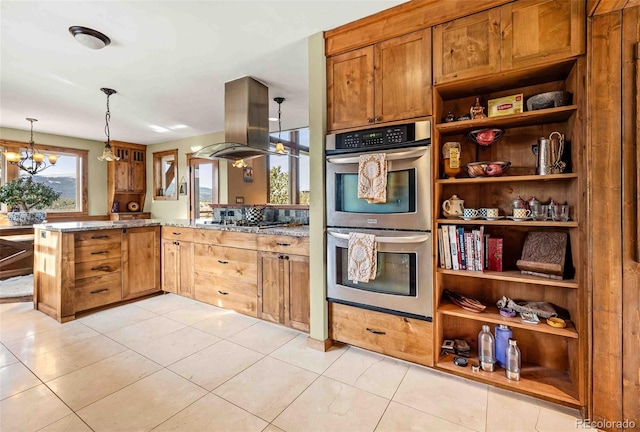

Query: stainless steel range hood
193;76;269;161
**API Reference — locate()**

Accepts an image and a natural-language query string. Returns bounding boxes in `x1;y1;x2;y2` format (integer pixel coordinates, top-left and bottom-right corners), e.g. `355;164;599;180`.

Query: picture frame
243;166;254;182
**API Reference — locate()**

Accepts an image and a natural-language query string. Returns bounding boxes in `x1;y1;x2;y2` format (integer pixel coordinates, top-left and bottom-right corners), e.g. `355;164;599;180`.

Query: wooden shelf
435;105;577;135
436;355;580;407
436;173;578;184
436;218;579;228
437;268;578;288
438;301;578;338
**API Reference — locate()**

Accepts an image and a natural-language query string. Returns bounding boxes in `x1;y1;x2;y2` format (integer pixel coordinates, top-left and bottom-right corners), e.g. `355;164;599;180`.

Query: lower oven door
327;228;432;319
326;145;431;231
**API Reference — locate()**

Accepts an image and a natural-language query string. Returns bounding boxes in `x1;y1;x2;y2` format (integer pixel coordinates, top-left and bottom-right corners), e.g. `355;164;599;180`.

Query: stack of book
437;225;503;272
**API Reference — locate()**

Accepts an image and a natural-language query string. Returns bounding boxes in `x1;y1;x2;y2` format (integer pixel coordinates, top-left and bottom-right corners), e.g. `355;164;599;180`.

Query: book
437;228;446;269
448;225;459;270
479;226;485;273
488;237;503;272
464;232;475;271
484;233;490;270
441;226;452;270
457;227;467;270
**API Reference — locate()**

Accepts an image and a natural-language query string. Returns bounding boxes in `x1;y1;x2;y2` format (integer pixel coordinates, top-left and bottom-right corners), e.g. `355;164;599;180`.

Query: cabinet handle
283;255;289;260
217;260;229;264
374;116;381;122
90;251;108;255
276;242;291;247
173;241;180;245
172;232;181;235
367;118;374;123
366;328;386;335
90;288;109;294
218;290;229;295
90;235;109;239
91;265;111;271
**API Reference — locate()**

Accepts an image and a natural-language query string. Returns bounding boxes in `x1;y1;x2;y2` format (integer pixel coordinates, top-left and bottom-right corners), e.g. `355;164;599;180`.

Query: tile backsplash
211;206;309;225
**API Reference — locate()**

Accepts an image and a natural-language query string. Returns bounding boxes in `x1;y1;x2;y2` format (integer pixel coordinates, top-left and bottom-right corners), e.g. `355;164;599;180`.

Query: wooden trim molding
306;336;334;352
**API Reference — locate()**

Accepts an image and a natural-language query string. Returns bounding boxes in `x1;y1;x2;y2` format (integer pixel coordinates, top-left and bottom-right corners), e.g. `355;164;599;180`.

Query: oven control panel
326;121;430;154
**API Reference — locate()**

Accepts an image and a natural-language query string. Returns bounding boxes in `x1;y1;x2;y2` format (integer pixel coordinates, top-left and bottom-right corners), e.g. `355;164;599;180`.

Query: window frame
1;139;89;216
267;128;310;205
187;154;219;221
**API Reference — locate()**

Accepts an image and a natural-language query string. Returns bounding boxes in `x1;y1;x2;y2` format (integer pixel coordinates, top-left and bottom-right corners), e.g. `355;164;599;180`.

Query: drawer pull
366;328;386;335
90;251;108;255
90;235;109;239
90;265;111;271
276;242;291;247
218;290;229;295
172;232;181;235
217;260;229;264
90;288;109;294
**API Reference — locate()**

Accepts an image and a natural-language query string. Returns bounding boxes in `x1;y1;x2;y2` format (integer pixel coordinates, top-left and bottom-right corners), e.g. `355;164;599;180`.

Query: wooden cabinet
433;0;585;85
122;227;161;300
432;55;586;407
108;141;148;219
327;28;431;132
110;212;151;221
161;239;193;298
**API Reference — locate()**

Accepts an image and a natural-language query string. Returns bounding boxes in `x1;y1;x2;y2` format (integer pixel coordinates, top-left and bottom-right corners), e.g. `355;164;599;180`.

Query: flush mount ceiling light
69;26;111;50
3;118;58;175
98;88;120;162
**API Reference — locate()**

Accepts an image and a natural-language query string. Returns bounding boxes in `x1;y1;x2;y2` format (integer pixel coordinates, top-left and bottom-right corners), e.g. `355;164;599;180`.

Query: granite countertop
36;219;309;237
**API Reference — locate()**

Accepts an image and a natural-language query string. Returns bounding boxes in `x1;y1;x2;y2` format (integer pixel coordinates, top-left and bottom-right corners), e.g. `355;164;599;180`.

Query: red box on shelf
488;238;503;272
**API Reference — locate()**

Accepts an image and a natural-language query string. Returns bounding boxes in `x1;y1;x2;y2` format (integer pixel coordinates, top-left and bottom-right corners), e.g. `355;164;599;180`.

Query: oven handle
326;147;429;164
327;231;430;244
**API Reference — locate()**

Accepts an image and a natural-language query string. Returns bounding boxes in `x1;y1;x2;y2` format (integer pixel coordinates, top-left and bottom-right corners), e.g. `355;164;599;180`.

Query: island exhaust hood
193;76;270;162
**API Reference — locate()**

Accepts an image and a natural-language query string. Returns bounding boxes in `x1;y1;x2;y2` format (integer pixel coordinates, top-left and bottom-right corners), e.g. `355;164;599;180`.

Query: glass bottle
495;324;512;368
442;142;462;178
478;324;496;372
505;338;521;381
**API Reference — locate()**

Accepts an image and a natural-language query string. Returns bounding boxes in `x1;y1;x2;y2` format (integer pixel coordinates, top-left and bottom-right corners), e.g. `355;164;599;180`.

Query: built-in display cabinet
108;141;149;220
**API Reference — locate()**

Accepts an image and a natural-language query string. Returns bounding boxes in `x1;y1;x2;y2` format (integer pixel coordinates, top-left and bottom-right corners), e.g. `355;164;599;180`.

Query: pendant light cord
105;93;111;146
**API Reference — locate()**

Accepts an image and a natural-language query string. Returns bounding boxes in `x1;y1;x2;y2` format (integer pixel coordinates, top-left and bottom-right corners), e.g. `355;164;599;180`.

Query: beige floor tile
131;326;220;366
77;302;156;334
214;356;318;422
273;375;389;432
0;343;19;367
0;306;62;343
536;399;584;432
0;384;72;432
154;392;268;432
376;401;475;432
0;362;41;399
105;315;186;348
486;387;541;432
192;310;259;339
162;301;227;325
133;293;197;314
47;350;161;410
169;339;263;390
5;321;98;361
323;346;408;399
37;414;92;432
23;335;126;382
262;425;285;432
78;369;207;432
393;366;488;432
229;321;299;354
270;334;347;374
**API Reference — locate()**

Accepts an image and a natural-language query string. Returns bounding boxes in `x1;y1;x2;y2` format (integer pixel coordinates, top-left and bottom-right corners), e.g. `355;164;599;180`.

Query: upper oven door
326;145;431;230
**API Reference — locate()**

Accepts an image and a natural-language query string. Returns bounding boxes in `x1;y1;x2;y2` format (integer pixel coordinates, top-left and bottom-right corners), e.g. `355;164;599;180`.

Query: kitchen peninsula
32;220;310;332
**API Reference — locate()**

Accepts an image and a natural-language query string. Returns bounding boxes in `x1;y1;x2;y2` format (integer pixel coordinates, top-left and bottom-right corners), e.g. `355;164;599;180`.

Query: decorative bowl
467;128;504;146
526;91;572;111
464;161;511;177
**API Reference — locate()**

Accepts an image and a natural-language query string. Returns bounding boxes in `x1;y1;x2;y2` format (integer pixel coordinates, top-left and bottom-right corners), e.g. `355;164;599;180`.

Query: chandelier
3;118;58;175
98;88;120;161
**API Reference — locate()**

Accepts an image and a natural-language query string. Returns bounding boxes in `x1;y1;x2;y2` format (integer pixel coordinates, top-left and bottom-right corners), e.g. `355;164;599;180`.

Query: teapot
511;196;527;210
442;194;465;218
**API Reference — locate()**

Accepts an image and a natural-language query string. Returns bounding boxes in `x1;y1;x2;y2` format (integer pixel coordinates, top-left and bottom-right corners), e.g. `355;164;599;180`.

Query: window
1;140;88;214
152;149;178;200
268;128;310;204
188;156;218;220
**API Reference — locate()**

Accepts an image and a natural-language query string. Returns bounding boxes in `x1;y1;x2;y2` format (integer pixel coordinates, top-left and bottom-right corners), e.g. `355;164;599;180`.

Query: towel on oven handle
348;232;377;283
357;153;387;204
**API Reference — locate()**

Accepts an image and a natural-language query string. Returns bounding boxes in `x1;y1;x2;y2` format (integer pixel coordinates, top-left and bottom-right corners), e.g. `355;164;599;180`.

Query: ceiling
0;1;406;145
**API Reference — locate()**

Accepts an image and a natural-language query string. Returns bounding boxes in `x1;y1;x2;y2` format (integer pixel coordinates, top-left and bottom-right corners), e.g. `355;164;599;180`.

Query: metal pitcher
532;131;566;175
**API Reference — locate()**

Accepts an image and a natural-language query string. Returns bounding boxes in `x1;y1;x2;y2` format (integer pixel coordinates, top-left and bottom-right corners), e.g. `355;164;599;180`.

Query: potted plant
0;176;61;225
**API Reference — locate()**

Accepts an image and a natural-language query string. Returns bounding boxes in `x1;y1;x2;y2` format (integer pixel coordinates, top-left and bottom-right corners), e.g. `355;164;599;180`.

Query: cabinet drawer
193;230;257;249
75;230;122;247
75;273;122;311
161;226;195;242
75;258;121;280
257;235;309;256
193;244;257;284
329;302;433;367
75;242;121;263
193;271;257;316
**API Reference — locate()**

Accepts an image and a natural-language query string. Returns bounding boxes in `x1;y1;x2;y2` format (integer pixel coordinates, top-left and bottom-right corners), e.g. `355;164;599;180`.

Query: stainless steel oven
327;228;432;319
326;121;431;231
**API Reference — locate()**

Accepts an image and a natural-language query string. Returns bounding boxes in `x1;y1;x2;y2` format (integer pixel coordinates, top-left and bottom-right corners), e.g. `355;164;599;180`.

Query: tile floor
0;294;586;432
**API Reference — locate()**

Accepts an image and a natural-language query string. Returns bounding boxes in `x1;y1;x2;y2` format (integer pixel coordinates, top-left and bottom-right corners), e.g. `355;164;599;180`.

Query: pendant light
273;97;287;154
3;118;58;175
98;88;120;162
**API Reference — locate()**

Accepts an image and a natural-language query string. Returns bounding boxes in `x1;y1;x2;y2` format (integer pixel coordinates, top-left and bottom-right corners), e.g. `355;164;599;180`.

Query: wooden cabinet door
327;46;374;131
162;239;179;294
374;28;432;124
130;149;146;193
113;147;131;192
257;251;283;324
284;254;310;332
178;241;194;298
433;8;501;84
501;0;585;71
122;226;161;300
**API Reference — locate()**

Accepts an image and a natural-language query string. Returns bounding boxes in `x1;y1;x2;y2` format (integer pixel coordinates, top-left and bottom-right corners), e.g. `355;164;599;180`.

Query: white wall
0;126;108;215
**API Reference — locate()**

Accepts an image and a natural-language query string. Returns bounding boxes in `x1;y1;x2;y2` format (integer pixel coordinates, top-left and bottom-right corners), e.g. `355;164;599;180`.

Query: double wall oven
326;121;433;320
